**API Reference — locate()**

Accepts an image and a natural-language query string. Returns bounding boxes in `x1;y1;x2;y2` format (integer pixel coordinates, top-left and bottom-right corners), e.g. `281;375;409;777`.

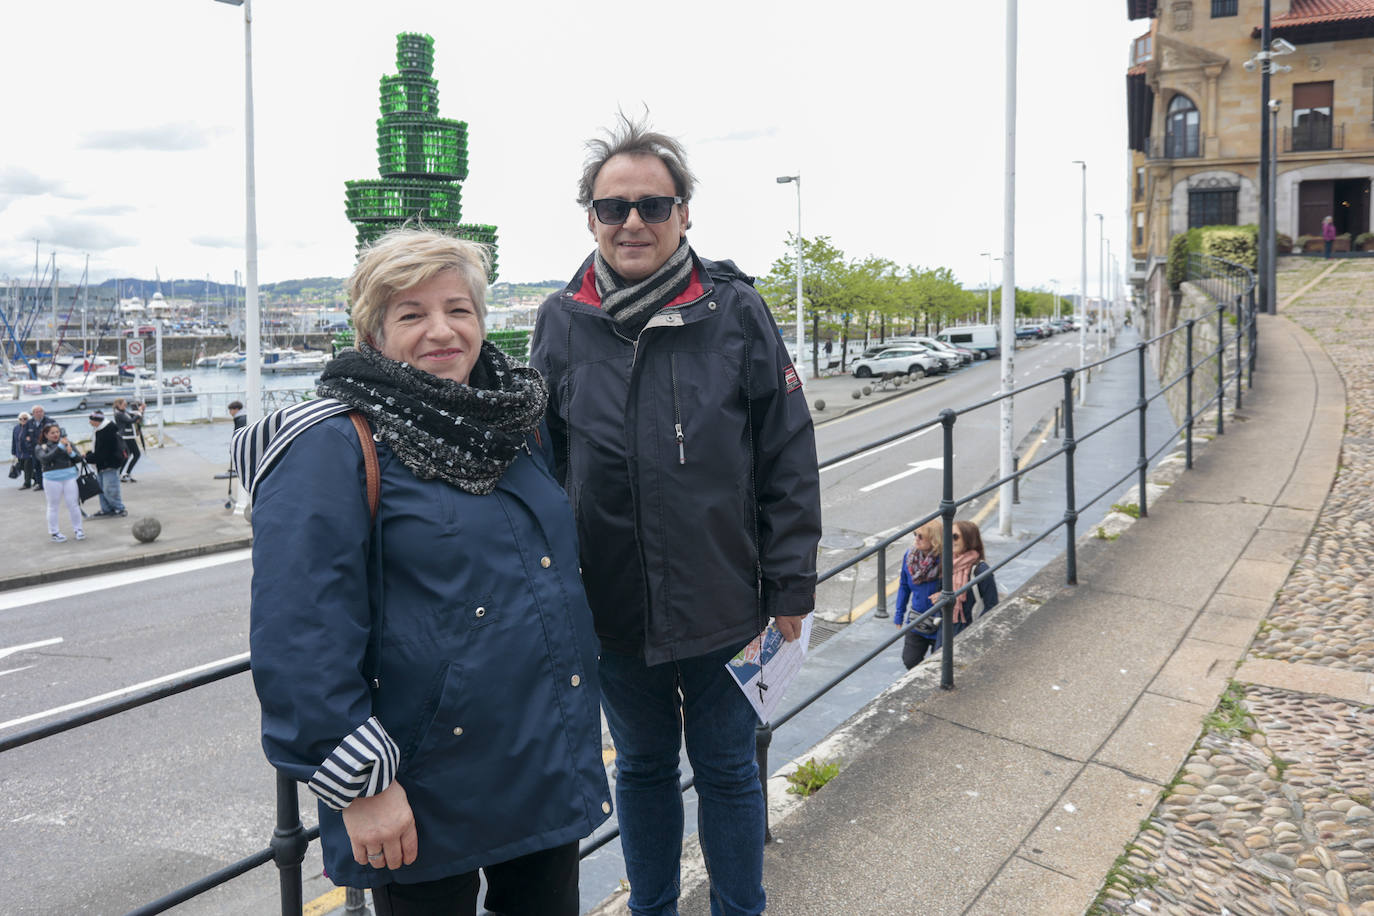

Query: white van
937;325;1000;359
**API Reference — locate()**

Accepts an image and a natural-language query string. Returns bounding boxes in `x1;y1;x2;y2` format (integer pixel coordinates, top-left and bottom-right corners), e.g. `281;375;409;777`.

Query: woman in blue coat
894;520;1000;669
242;229;610;916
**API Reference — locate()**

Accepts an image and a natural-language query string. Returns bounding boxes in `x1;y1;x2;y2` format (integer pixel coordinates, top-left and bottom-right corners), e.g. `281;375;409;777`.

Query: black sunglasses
590;196;682;225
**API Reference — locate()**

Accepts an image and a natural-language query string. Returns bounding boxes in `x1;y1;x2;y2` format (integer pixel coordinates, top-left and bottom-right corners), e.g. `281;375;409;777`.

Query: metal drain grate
809;617;846;649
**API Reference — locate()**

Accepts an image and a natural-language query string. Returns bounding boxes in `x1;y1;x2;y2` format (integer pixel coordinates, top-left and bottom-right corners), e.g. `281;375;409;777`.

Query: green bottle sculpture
344;33;499;280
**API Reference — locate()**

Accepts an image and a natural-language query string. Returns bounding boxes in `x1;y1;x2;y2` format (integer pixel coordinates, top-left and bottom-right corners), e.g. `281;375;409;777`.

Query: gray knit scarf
594;237;694;339
317;340;547;496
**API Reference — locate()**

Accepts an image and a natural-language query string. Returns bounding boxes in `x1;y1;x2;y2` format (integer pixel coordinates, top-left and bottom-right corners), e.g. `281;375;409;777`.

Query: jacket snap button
570;674;581;687
475;606;486;618
602;801;611;814
708;301;717;310
540;556;551;568
452;726;464;736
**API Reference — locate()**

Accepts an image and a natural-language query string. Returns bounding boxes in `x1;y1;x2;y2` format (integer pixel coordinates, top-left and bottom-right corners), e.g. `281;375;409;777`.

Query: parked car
1014;326;1042;341
936;325;1001;359
907;336;970;367
850;346;942;378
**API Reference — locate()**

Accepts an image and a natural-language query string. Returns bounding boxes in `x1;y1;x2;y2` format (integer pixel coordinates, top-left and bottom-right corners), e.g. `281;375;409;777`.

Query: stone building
1125;0;1374;298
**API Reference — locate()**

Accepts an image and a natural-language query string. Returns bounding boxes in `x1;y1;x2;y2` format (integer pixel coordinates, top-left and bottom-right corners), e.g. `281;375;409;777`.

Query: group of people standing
239;113;1000;916
9;397;142;542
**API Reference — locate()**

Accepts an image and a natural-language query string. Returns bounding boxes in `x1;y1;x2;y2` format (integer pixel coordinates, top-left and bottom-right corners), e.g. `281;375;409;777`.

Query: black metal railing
2;253;1257;915
1282;122;1343;153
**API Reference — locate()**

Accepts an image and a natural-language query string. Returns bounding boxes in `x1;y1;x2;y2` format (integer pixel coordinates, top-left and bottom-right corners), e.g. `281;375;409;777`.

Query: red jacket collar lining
571;264;705;309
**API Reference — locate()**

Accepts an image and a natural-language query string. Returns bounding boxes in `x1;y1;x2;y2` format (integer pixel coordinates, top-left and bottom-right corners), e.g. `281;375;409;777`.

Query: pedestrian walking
895;519;1000;669
113;397;143;481
241;229;609;916
23;405;57;491
1323;216;1337;259
34;424;83;542
894;520;944;669
11;411;31;486
85;410;127;518
530;113;822;916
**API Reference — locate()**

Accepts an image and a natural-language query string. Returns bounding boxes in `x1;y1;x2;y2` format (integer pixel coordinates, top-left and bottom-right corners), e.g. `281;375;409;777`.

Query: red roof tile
1274;0;1374;25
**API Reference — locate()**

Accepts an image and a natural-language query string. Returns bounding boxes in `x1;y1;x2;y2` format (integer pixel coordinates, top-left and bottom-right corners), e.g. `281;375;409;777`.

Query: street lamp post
998;0;1018;539
1096;213;1105;360
1072;160;1088;404
216;0;260;430
981;251;993;324
776;174;805;381
1269;98;1281;314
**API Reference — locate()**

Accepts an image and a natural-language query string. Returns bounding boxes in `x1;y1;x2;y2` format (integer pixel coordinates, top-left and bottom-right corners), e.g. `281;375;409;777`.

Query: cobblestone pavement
1091;258;1374;916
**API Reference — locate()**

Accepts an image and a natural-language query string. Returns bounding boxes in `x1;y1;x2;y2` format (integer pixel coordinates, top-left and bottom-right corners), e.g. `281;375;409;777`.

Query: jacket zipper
670;353;685;465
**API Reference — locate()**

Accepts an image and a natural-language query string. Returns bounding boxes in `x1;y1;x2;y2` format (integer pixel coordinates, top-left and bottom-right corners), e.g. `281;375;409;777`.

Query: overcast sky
1;0;1146;298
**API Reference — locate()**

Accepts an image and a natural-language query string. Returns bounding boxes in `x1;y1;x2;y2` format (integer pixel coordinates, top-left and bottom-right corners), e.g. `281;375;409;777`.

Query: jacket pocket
398;661;466;773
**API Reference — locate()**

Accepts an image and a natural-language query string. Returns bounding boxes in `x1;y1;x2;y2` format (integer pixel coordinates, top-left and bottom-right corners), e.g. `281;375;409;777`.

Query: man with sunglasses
531;115;821;916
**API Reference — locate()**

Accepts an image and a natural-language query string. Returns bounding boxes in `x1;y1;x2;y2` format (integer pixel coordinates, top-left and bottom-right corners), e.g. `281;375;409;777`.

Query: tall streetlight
980;252;1001;325
776;175;805;381
216;0;260;428
1096;213;1105;358
998;0;1018;539
1072;160;1088;404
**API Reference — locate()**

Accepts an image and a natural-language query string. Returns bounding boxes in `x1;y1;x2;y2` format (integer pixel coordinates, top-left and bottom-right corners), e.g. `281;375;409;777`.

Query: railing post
1185;319;1196;470
756;722;774;843
1216;304;1225;437
1054;403;1061;440
874;547;889;619
344;888;369;915
272;771;309;916
938;408;957;691
1234;295;1244;411
1136;342;1149;519
1060;370;1078;586
1247;282;1258;379
1012;454;1020;505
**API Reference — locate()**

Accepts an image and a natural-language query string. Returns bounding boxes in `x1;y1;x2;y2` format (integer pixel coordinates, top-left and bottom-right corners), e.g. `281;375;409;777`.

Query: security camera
1243;58;1256;72
1268;98;1282;112
1271;37;1297;55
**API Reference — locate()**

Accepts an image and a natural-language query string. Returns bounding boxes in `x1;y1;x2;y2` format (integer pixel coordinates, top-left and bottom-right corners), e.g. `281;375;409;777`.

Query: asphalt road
0;332;1126;915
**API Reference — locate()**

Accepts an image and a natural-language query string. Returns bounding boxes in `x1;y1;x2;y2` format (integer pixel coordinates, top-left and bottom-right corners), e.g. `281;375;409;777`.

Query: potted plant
1335;233;1352;253
1277;232;1293;254
1357;232;1374;252
1298;234;1322;253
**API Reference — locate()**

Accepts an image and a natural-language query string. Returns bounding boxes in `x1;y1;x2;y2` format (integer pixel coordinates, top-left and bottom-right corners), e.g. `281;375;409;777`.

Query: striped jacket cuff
307;717;400;811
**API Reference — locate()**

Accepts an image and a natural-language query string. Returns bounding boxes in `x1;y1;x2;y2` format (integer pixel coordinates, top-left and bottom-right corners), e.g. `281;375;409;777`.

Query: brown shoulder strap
348;411;380;521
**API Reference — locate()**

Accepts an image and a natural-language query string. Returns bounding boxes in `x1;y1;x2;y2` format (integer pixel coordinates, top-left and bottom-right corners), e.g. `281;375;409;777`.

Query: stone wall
1154;280;1246;427
15;334;337;368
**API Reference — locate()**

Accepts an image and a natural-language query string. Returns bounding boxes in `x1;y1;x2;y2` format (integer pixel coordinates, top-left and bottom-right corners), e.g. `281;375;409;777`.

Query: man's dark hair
576;111;698;212
227;400;244;412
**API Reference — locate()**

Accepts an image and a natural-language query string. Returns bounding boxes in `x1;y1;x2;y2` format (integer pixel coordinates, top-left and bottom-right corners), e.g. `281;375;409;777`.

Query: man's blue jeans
97;468;124;514
599;640;766;916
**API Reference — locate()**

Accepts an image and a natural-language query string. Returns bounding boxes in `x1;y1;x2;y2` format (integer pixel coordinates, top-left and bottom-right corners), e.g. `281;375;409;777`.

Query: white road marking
859;457;945;493
0;549;251;612
0;651;250;733
820;426;936;474
0;666;35;678
0;637;63;661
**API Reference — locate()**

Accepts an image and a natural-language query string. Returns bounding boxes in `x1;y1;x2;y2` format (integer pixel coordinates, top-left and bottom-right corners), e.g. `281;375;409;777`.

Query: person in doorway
530;113;821;916
1322;215;1337;259
242;228;609;916
34;424;83;542
86;410;127;518
113;397;143;482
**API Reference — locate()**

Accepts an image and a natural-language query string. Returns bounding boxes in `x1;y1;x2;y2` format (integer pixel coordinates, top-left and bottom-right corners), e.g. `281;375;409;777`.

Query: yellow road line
840;420;1054;625
303;887;346;916
1281;258;1343;310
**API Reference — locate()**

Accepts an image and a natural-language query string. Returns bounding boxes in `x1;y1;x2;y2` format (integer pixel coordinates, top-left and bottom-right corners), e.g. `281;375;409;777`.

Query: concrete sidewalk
0;429;250;591
661;310;1342;915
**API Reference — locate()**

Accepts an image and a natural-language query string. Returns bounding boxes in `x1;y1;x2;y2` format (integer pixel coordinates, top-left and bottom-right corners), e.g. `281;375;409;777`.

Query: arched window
1165;94;1200;158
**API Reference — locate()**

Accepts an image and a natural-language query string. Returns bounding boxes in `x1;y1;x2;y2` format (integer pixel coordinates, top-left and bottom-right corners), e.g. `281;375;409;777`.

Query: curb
811;374;946;427
0;537;252;592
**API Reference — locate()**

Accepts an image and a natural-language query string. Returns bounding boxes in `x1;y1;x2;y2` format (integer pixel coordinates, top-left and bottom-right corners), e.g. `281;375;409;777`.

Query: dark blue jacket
249;415;611;888
531;252;822;664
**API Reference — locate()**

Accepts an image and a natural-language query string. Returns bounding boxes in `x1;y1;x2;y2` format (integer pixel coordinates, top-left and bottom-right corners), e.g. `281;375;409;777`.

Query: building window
1188;188;1238;228
1292;82;1334;151
1135;211;1146;245
1211;0;1237;16
1135;167;1146;201
1165;94;1201;158
1133;35;1153;65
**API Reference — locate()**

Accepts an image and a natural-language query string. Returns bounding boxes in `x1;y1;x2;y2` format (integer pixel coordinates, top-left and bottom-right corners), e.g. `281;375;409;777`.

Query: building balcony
1281;123;1344;153
1147;135;1205;161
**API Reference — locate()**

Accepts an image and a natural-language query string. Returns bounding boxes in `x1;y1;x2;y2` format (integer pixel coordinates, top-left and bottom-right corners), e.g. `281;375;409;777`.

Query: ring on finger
367;850;385;861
